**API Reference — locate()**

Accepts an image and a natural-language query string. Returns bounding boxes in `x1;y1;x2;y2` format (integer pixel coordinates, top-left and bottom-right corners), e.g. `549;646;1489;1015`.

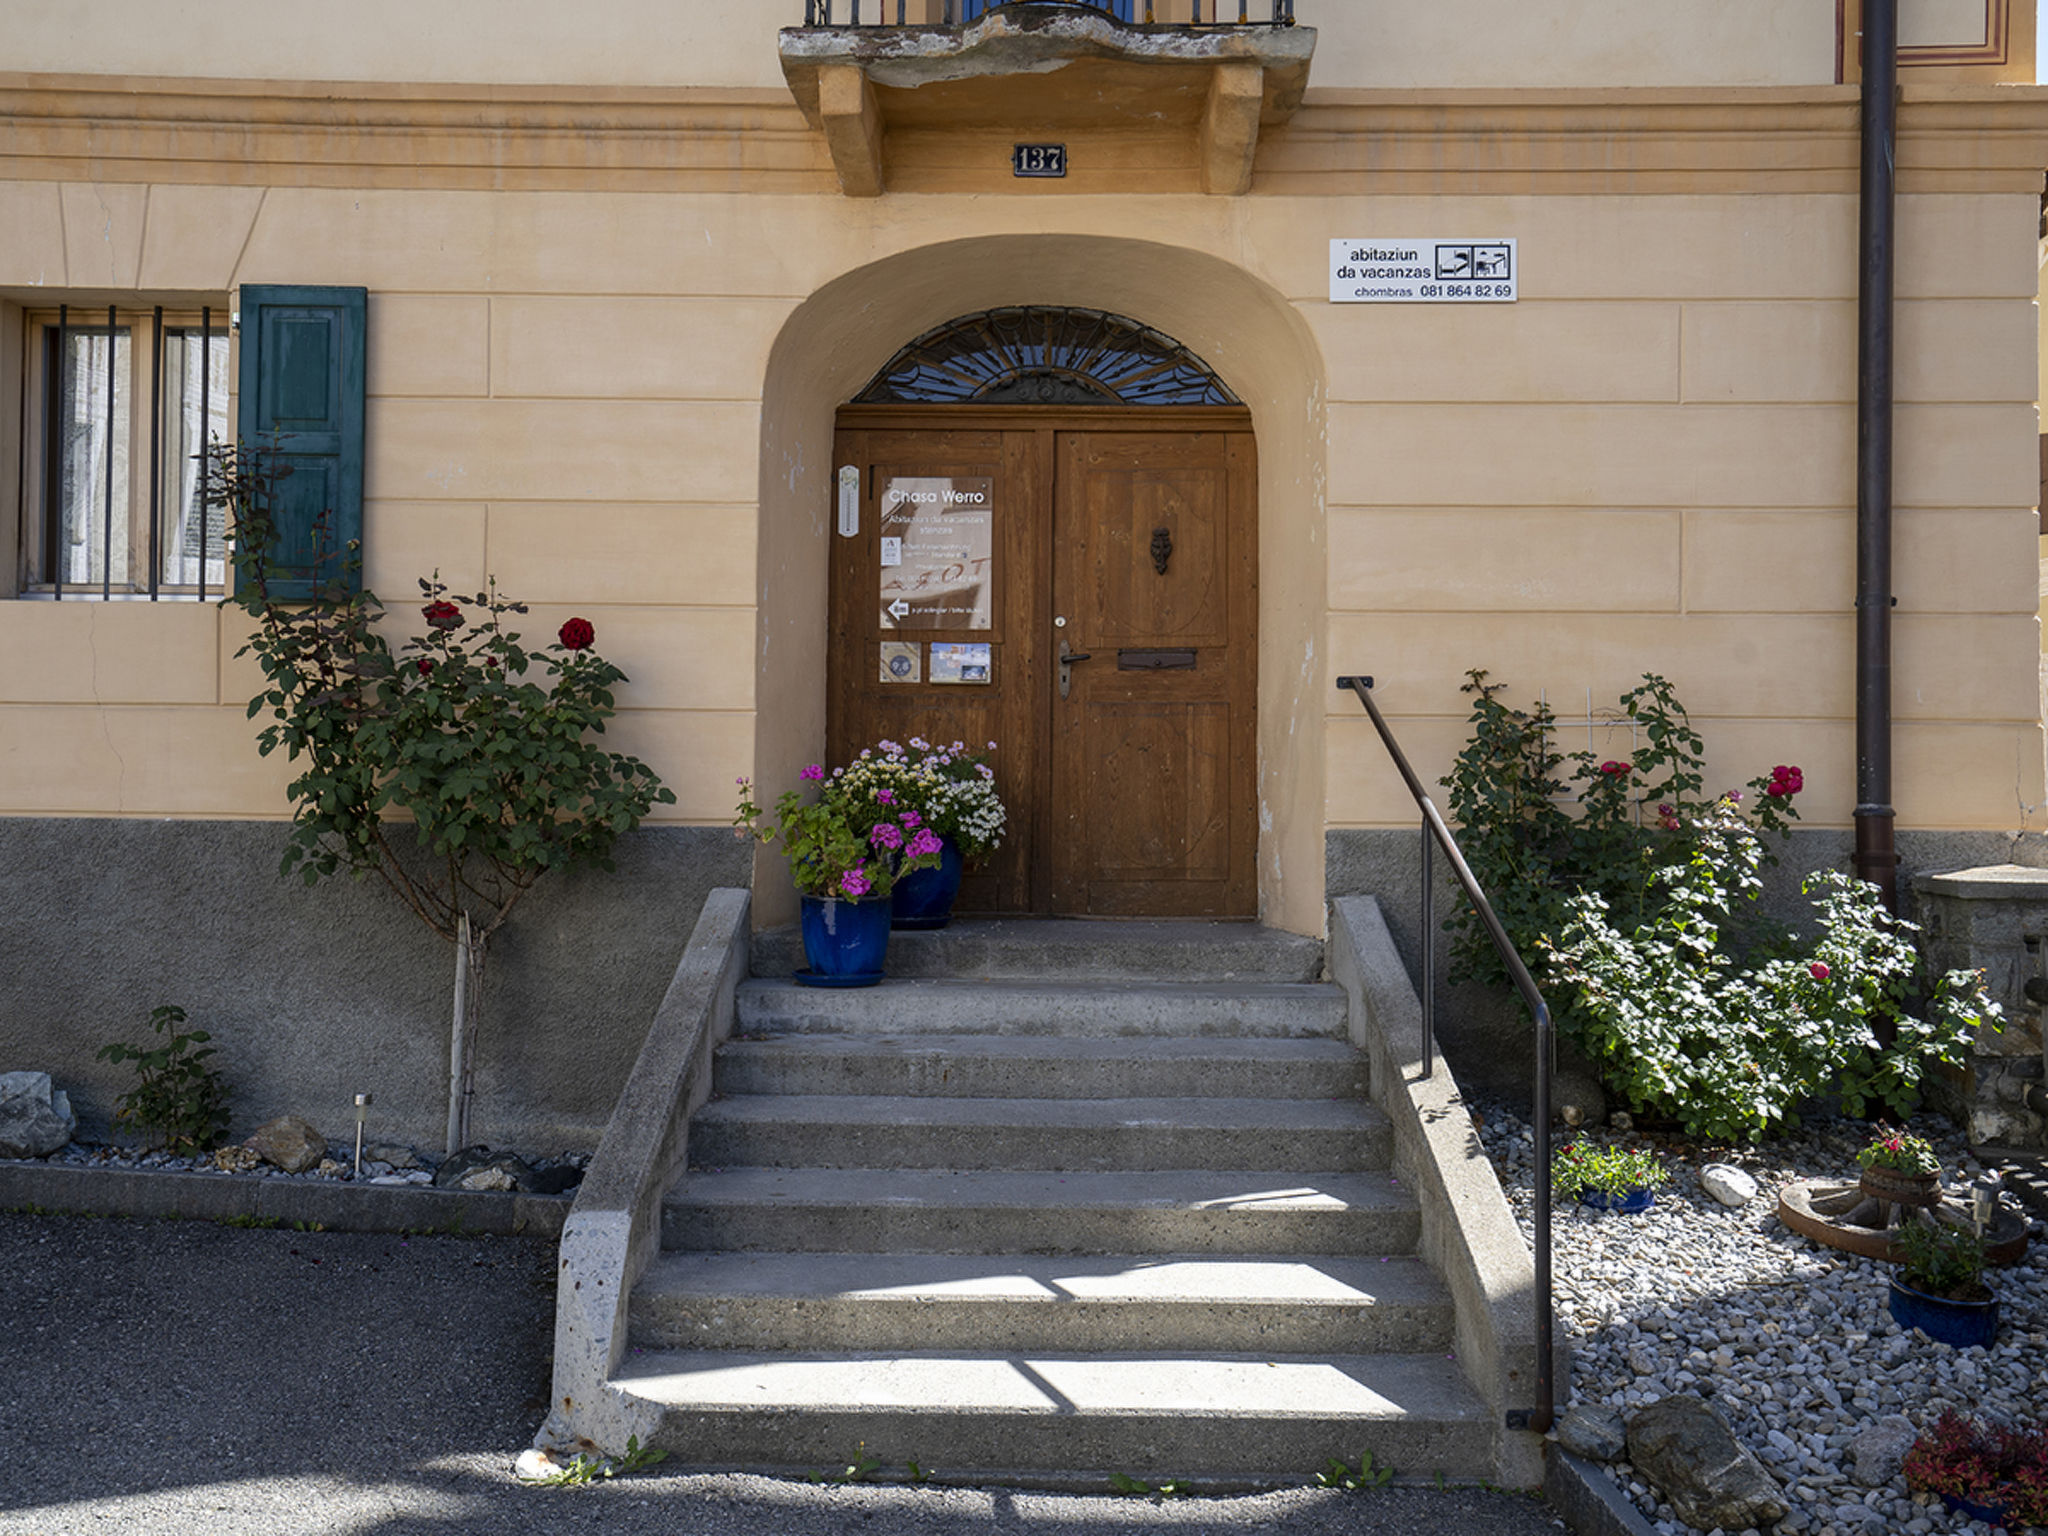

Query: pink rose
1809;962;1830;980
1598;760;1629;777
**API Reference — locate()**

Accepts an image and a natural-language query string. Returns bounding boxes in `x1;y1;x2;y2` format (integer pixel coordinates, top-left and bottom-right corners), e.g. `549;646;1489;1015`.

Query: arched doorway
829;308;1256;917
752;234;1327;936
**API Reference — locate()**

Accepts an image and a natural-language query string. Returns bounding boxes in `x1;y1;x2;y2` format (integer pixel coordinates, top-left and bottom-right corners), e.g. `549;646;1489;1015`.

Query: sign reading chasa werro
1329;238;1518;303
879;477;994;631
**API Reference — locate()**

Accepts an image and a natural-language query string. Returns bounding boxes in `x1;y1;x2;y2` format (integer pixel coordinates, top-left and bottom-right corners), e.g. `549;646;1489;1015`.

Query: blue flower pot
796;894;891;987
891;837;964;930
1937;1491;2011;1527
1577;1187;1655;1214
1888;1276;1999;1349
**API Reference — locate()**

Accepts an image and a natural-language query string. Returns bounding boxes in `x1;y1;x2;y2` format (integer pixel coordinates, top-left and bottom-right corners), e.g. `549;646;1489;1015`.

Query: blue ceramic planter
1888;1276;1999;1349
796;894;891;987
891;837;964;930
1937;1491;2012;1528
1576;1187;1655;1214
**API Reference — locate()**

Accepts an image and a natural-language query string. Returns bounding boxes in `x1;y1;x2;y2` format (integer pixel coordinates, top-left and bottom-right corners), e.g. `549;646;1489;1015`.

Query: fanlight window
854;307;1239;406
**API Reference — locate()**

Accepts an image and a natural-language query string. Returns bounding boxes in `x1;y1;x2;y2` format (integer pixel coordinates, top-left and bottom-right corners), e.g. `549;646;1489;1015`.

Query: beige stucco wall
0;0;1843;91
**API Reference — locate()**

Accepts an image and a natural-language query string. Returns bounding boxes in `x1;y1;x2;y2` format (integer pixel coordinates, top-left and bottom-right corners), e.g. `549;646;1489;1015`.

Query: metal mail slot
1118;649;1197;670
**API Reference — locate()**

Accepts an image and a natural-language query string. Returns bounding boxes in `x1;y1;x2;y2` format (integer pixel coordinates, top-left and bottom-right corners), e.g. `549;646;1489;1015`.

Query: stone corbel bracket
781;6;1316;196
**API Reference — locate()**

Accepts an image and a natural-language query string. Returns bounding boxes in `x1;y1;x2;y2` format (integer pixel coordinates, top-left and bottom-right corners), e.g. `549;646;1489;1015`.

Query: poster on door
879;476;993;631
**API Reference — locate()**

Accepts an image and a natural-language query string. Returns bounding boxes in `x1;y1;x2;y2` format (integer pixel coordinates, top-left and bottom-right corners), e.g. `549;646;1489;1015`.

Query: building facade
2;0;2045;1147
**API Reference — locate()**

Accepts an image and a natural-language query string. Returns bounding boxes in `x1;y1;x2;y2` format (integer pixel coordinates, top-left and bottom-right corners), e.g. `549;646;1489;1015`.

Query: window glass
159;328;231;590
52;327;132;591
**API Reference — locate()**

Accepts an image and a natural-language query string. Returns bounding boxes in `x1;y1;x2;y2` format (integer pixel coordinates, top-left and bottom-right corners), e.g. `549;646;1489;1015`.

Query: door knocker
1150;526;1173;576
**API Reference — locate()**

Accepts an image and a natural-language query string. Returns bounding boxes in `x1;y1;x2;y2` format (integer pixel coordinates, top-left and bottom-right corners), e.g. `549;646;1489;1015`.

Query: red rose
558;617;595;652
423;600;463;631
1809;962;1830;980
417;658;433;676
1599;760;1629;777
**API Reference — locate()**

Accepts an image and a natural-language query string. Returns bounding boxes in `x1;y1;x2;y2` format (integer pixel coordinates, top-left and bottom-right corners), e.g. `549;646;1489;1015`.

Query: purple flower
839;867;872;899
801;764;824;782
869;822;905;851
876;788;895;805
900;811;922;829
906;828;943;859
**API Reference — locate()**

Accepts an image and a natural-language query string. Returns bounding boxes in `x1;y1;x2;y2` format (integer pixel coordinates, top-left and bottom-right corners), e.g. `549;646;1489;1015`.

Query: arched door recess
829;307;1257;917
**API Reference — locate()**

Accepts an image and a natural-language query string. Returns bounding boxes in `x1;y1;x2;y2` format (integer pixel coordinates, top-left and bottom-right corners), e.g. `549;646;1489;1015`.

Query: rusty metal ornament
1150;526;1173;576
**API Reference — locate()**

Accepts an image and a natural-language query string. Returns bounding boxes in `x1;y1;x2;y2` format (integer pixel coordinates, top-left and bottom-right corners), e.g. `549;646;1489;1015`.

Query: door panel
1049;431;1257;916
829;415;1254;917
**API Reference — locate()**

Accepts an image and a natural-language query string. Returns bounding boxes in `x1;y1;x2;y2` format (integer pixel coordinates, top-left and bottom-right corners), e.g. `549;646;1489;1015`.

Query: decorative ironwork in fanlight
854;307;1239;407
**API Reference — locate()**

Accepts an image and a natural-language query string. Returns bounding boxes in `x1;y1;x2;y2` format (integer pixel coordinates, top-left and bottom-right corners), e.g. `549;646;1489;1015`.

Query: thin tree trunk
445;912;487;1156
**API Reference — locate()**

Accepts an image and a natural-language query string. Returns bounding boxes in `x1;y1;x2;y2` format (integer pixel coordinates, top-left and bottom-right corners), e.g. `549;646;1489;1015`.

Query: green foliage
520;1436;669;1488
1109;1473;1191;1499
1895;1219;1988;1300
217;444;674;947
1549;1142;1667;1200
96;1005;231;1155
1316;1453;1394;1491
807;1450;883;1484
1445;669;1995;1141
1858;1128;1941;1175
735;760;944;901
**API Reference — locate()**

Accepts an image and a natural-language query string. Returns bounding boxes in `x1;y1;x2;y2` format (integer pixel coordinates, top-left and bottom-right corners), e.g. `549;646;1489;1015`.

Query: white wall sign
1329;239;1517;303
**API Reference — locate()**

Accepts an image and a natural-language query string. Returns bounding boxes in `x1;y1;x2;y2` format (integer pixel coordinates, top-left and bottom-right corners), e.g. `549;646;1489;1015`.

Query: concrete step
734;977;1349;1040
750;918;1324;985
713;1034;1366;1101
629;1251;1455;1355
614;1348;1492;1481
662;1167;1422;1255
688;1095;1393;1174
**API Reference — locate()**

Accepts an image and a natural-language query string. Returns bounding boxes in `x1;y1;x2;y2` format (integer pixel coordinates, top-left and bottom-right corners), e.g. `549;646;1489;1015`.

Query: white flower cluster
834;737;1007;862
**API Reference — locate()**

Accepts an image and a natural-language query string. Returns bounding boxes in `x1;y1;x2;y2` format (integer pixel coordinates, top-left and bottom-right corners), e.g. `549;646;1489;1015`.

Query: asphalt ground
0;1211;1573;1536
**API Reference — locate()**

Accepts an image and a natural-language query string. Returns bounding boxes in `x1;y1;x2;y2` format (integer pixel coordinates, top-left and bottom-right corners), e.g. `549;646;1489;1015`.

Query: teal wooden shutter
235;285;366;598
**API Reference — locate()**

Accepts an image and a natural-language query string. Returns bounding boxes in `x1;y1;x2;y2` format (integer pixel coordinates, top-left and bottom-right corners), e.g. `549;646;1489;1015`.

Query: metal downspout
1855;0;1901;911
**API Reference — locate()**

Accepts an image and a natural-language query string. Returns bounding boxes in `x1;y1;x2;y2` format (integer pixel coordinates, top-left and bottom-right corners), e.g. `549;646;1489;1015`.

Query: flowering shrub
1904;1411;2048;1526
217;445;672;1152
828;737;1007;864
1549;1141;1667;1201
735;766;941;901
1857;1127;1940;1175
1446;670;1995;1141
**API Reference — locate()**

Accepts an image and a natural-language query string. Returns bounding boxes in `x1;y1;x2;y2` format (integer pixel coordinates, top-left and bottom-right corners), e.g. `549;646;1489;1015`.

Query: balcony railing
801;1;1296;26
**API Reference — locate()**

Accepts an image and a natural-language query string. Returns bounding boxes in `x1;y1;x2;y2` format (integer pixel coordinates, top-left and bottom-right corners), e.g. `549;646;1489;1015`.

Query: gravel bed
32;1138;588;1191
1473;1104;2048;1536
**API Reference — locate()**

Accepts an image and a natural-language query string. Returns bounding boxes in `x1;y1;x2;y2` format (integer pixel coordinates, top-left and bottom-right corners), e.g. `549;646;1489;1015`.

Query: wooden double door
829;407;1257;917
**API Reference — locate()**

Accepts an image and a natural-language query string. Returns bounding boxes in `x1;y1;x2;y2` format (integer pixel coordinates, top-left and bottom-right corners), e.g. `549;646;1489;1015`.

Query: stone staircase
605;919;1494;1484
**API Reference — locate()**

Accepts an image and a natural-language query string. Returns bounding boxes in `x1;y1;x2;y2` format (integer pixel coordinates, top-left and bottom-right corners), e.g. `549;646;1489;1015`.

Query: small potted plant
830;737;1008;930
735;766;942;986
1902;1409;2048;1528
1858;1127;1943;1209
1889;1218;1998;1348
1551;1142;1667;1214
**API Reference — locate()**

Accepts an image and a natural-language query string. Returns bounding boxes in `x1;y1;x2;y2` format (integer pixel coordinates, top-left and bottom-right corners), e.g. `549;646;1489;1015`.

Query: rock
1555;1404;1629;1461
0;1071;77;1158
432;1147;536;1193
1847;1414;1917;1487
526;1164;582;1196
1626;1395;1789;1533
364;1143;421;1170
315;1158;346;1179
515;1447;566;1481
1701;1163;1760;1208
244;1115;326;1174
212;1145;260;1173
1609;1110;1634;1132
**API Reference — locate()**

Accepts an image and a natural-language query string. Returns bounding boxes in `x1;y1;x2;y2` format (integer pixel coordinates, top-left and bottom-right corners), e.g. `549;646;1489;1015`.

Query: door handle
1058;637;1093;700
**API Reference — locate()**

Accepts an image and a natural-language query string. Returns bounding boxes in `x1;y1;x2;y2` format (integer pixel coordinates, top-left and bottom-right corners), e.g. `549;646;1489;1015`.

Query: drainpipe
1854;0;1900;912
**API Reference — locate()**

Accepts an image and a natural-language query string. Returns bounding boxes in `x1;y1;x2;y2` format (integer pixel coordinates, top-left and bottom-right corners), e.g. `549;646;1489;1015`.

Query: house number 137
1012;144;1067;178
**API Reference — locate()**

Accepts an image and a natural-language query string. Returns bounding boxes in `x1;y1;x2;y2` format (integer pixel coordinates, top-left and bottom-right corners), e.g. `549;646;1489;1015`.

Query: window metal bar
102;303;115;600
52;304;65;601
148;307;163;600
198;307;211;603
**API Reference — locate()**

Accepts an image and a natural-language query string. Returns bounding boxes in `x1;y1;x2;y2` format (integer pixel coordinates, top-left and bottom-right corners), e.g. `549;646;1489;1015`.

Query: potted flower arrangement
1858;1127;1943;1209
1551;1141;1668;1214
735;765;942;986
1889;1218;1999;1348
1903;1409;2048;1529
828;737;1008;930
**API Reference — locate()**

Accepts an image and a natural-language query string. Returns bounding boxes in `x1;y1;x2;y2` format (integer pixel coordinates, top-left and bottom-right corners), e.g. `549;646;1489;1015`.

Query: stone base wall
1327;827;2048;1136
0;818;748;1156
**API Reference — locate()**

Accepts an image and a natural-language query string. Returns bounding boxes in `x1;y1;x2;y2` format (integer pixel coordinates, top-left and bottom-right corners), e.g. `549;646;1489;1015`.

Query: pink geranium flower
839;867;872;899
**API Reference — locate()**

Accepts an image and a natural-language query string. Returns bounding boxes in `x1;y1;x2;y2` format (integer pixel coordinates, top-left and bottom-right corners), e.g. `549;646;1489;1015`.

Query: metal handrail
1336;674;1555;1435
